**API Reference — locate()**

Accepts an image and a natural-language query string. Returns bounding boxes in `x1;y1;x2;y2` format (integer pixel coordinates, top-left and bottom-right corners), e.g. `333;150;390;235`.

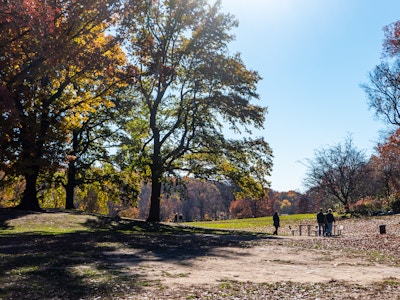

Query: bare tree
362;60;400;127
304;136;368;213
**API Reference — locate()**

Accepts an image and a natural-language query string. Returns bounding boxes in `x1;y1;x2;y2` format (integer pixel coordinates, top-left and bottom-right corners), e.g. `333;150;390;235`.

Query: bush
389;194;400;214
350;196;387;216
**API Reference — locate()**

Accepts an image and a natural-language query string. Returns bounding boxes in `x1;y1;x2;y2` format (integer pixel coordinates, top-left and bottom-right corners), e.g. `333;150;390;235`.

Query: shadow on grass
0;208;38;230
0;209;276;299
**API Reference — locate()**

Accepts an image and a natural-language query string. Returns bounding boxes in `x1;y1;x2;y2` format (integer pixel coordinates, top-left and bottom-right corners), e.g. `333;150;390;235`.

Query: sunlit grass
1;210;324;235
183;214;316;232
1;213;98;235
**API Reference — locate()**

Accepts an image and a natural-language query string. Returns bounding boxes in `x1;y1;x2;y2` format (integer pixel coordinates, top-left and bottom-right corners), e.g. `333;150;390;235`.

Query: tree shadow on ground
0;210;277;299
0;208;39;230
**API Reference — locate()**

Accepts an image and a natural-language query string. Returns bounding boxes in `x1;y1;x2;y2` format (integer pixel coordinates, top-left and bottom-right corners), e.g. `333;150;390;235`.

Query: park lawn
183;213;316;232
1;209;329;235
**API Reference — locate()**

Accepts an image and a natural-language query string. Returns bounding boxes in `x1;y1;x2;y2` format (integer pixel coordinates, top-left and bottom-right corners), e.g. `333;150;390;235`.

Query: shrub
350;196;386;216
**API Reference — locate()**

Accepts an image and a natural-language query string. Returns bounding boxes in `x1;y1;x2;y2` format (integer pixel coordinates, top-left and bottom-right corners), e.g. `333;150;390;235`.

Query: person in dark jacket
325;209;335;236
273;212;280;235
316;208;325;236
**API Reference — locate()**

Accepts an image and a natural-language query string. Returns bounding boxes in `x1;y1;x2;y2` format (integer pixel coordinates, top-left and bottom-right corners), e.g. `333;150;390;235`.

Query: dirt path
104;235;400;287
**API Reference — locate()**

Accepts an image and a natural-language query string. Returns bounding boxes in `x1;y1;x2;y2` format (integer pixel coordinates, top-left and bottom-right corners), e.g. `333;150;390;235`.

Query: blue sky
217;0;400;192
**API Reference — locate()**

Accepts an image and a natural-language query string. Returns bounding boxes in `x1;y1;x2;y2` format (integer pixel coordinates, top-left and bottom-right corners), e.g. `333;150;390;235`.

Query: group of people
317;208;335;236
271;208;336;236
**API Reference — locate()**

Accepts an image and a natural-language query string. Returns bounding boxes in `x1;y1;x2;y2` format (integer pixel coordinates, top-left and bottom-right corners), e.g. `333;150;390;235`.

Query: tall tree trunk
147;121;162;222
65;160;76;209
65;183;76;209
147;169;162;222
16;170;41;211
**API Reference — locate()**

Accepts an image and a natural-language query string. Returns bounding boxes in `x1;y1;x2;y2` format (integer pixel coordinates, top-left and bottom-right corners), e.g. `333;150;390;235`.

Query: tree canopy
304;136;368;212
0;0;272;220
118;0;272;222
0;0;127;209
363;60;400;127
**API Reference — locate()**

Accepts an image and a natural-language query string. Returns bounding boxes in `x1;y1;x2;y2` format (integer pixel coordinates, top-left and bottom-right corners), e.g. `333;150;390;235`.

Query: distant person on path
325;209;335;236
316;208;325;236
273;212;280;235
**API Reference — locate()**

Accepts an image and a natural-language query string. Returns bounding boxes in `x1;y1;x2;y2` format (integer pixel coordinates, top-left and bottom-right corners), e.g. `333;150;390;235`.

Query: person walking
325;209;335;236
273;212;280;235
316;208;325;236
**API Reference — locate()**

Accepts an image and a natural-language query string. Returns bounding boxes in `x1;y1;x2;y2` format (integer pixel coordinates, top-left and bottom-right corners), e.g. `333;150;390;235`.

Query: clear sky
216;0;400;192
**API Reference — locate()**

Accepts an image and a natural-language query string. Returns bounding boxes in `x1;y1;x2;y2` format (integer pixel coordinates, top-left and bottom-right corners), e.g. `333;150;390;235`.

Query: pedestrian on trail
325;209;335;236
273;212;280;235
316;208;325;236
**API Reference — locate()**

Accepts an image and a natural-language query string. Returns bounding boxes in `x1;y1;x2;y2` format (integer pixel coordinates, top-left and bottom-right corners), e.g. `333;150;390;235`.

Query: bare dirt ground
2;210;400;299
119;235;400;288
118;216;400;298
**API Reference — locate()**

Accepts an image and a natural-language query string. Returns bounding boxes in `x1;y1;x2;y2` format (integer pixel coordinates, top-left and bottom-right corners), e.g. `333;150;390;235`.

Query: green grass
1;211;326;236
183;213;316;231
0;211;99;234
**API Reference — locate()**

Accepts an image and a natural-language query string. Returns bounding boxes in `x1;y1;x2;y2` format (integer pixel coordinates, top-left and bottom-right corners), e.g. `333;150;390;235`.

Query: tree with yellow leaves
0;0;128;210
119;0;273;222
